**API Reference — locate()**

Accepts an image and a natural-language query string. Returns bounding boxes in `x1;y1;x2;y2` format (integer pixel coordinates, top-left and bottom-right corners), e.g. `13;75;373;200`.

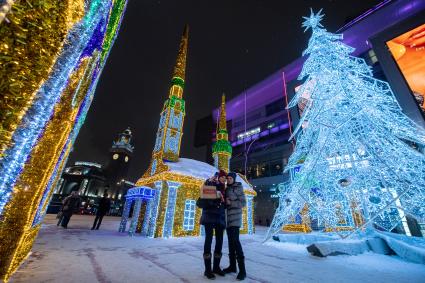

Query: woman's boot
203;253;215;280
212;252;225;276
236;256;246;280
223;254;237;273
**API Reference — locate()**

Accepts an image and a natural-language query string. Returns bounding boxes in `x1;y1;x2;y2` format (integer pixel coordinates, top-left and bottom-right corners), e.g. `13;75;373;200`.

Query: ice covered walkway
10;215;425;283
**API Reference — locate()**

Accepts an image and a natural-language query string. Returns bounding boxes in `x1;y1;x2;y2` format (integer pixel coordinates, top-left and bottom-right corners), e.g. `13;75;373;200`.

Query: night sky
68;0;382;182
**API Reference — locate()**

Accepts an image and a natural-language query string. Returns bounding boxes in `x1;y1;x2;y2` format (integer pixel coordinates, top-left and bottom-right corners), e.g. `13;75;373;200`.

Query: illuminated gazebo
119;186;155;236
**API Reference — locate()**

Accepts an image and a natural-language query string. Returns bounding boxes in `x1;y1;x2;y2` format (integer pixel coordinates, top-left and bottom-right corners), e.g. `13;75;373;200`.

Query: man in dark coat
224;172;247;280
61;191;81;229
197;170;227;280
91;192;111;230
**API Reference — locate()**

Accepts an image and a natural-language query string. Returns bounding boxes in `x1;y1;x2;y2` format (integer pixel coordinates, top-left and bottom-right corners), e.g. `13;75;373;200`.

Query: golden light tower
149;25;189;175
212;94;232;172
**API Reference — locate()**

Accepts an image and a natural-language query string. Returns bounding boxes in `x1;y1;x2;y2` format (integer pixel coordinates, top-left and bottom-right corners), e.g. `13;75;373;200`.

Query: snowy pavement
10;215;425;283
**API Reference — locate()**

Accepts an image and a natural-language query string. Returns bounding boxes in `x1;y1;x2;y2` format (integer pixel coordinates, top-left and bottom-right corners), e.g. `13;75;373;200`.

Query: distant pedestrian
197;170;227;280
91;192;111;230
61;191;81;229
56;196;65;226
224;172;247;280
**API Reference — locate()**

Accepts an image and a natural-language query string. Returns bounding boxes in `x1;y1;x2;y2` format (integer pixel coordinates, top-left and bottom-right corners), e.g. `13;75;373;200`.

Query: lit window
237;127;261;140
183;199;196;231
368;49;378;64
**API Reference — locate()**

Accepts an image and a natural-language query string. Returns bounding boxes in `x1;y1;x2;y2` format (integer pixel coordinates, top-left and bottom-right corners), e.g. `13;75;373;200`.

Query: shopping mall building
194;0;425;225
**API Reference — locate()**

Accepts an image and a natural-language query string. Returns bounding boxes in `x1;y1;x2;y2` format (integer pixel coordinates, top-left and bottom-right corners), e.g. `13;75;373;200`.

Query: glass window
265;99;285;116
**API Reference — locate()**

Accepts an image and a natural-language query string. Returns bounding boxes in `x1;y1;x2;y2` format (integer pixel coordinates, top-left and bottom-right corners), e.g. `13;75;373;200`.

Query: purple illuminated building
194;0;425;225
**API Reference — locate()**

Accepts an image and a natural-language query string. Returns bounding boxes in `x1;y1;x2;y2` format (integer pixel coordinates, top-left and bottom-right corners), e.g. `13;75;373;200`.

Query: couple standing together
197;170;247;281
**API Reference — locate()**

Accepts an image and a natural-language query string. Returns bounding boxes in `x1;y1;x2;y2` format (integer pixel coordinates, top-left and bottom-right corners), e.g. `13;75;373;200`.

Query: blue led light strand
147;181;163;238
162;181;181;237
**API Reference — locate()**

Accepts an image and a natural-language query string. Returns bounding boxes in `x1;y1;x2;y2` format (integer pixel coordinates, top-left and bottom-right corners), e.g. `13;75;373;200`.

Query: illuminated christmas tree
267;9;425;239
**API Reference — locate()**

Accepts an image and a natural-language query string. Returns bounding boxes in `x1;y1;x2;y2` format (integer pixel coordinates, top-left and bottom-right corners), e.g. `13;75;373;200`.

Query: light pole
244;138;258;177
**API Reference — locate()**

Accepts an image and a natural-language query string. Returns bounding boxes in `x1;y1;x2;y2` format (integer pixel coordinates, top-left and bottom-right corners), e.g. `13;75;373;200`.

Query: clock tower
106;128;134;186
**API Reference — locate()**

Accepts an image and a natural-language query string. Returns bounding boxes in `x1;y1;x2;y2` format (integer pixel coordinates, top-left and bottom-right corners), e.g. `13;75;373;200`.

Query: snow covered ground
10;215;425;283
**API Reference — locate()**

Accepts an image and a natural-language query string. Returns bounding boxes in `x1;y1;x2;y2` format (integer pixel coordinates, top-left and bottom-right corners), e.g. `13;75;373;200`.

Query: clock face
113;153;119;160
125;156;129;162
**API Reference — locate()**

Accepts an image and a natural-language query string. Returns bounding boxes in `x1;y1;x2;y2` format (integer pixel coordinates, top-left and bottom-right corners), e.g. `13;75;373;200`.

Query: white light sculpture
266;9;425;240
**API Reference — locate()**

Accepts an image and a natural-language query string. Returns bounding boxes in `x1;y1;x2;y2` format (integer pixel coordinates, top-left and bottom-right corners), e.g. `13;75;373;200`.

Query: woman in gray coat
224;172;247;280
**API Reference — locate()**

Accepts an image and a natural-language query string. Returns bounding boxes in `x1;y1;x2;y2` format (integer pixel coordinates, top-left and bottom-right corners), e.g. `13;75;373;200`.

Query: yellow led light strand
0;0;84;157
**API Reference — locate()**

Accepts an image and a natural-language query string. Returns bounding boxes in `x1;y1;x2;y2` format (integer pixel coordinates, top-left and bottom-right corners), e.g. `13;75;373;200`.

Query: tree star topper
302;8;324;32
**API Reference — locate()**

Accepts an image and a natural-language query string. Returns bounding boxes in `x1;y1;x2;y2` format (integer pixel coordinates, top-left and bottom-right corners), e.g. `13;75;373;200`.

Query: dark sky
68;0;382;181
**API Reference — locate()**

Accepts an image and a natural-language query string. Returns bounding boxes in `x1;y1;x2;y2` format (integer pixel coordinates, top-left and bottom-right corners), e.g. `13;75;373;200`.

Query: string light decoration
147;181;163;237
149;25;189;168
277;163;316;233
212;94;232;172
141;199;153;236
183;199;196;231
0;0;84;158
246;196;255;234
128;199;142;236
119;199;133;233
162;181;181;238
237;173;256;235
100;0;128;63
0;0;129;280
119;186;155;234
0;0;14;24
266;9;425;241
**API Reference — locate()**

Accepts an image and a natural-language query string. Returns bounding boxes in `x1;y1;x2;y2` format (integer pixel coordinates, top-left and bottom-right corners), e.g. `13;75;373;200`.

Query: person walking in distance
223;172;247;280
61;191;82;229
92;192;111;230
196;170;227;280
56;196;65;226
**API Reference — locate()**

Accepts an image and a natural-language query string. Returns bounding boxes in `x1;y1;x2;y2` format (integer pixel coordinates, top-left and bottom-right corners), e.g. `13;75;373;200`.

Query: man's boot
212;252;225;276
203;253;215;280
236;256;246;280
223;254;237;273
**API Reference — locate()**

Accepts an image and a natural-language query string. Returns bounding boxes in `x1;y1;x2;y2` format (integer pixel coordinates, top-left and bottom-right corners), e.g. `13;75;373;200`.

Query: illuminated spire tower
212;94;232;172
150;25;188;172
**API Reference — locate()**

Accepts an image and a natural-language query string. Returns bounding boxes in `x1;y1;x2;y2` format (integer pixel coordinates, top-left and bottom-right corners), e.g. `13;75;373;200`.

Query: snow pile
366;237;393;255
274;233;339;245
165;158;254;192
307;239;371;257
273;230;425;264
265;240;310;254
374;232;425;264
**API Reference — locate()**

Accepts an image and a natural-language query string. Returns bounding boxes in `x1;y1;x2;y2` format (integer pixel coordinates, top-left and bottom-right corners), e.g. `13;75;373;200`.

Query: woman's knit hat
218;170;227;178
227;172;237;181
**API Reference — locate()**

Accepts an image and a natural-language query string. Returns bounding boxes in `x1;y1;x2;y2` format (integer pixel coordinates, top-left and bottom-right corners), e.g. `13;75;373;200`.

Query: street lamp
244;138;258;177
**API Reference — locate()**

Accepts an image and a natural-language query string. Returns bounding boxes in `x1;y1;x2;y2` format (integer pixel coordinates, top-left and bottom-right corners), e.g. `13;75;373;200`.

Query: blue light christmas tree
267;9;425;239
